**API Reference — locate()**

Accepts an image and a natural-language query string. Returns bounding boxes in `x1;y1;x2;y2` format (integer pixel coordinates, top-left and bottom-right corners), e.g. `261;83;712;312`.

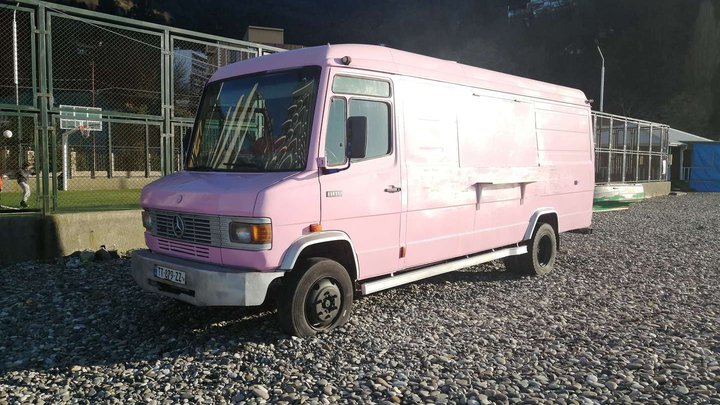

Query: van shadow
0;259;286;374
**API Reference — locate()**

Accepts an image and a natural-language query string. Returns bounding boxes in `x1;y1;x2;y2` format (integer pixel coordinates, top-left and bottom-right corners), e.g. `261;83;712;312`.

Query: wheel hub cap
307;279;341;327
538;235;553;266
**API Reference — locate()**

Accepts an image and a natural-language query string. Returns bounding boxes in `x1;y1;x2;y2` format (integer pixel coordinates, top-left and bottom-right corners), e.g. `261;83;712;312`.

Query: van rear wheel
278;258;353;337
504;222;557;276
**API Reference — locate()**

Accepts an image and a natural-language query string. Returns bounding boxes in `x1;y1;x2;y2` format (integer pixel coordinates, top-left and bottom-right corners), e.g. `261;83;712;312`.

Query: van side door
319;73;402;279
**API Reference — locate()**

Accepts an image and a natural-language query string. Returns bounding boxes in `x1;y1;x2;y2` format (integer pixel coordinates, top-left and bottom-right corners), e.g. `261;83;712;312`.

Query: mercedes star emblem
172;215;185;238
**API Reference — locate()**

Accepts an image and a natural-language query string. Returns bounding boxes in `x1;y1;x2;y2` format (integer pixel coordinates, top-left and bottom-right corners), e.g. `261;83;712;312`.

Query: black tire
505;222;557;276
278;258;353;337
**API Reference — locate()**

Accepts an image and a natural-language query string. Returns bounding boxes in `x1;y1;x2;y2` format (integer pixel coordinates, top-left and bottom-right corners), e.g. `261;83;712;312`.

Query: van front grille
152;211;221;246
157;238;211;259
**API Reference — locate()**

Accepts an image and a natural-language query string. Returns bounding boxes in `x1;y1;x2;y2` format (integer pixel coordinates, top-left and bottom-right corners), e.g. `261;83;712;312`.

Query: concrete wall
0;210;146;266
642;181;671;198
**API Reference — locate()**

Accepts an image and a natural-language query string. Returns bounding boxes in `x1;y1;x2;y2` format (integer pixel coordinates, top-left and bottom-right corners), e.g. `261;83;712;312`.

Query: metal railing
592;111;670;184
682;167;692;181
0;0;284;213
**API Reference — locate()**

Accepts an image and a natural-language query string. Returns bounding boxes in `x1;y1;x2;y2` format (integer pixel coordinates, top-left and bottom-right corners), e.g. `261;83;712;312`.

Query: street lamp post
596;43;605;112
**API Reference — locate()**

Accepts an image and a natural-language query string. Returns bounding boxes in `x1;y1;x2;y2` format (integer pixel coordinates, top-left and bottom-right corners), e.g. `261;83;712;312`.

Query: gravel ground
1;193;719;404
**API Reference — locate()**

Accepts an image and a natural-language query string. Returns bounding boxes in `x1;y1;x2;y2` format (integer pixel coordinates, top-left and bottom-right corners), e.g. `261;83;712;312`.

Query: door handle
384;185;401;193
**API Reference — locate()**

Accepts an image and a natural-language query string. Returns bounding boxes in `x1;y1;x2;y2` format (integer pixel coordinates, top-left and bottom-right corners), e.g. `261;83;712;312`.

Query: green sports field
0;189;141;212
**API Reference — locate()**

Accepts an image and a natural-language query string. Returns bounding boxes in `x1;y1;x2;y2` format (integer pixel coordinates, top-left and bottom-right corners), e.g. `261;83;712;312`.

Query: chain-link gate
0;0;284;213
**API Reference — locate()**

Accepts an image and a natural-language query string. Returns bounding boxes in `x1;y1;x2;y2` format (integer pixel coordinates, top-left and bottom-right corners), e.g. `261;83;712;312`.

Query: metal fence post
160;133;165;175
107;121;113;178
161;28;172;175
49;116;57;209
648;123;653;181
621;120;628;182
635;125;641;183
144;121;150;178
36;3;50;214
607;117;613;183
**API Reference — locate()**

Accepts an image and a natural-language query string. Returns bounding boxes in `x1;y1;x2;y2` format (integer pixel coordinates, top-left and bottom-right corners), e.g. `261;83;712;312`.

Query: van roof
210;44;588;106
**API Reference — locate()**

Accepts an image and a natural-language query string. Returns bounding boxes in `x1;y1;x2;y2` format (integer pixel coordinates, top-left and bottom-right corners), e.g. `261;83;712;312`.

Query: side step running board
360;245;528;295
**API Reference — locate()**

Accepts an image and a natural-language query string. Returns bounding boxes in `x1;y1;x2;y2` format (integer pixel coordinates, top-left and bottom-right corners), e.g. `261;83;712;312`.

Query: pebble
0;194;718;404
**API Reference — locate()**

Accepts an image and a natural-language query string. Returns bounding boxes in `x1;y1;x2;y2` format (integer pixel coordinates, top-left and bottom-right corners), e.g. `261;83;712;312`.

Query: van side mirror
346;116;367;159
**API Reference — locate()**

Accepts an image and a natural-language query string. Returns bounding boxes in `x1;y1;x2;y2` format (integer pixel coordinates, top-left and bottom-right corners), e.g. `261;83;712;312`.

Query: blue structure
689;143;720;192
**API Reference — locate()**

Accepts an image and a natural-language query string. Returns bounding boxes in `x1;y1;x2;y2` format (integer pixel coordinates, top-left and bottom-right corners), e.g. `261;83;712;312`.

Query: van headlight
142;210;153;230
228;221;272;246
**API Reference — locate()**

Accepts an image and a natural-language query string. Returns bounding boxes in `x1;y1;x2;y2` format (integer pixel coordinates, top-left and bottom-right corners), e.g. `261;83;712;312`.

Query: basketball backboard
59;105;102;131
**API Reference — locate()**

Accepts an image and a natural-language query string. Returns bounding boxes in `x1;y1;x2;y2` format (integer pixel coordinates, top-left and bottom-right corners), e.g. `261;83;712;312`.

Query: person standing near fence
15;162;31;208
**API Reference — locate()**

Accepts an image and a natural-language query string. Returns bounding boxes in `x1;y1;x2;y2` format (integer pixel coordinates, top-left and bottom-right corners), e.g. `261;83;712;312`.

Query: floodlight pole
596;44;605;112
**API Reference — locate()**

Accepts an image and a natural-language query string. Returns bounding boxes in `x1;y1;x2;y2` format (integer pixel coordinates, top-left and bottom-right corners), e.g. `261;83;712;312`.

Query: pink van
132;44;594;337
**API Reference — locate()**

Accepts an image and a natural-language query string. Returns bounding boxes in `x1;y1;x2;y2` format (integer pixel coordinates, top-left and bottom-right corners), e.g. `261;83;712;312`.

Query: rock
252;385;270;400
94;246;113;261
79;250;96;262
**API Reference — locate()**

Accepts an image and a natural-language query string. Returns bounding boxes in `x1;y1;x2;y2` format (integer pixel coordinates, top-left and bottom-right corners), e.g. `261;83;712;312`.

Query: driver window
325;98;347;166
349;99;390;160
327;75;392;165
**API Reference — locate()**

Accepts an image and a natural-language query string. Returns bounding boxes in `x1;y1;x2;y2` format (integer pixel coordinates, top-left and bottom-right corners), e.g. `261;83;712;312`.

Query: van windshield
186;66;321;172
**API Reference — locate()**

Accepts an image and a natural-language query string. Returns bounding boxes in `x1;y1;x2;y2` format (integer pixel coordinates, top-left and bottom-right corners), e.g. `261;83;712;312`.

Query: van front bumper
131;249;285;306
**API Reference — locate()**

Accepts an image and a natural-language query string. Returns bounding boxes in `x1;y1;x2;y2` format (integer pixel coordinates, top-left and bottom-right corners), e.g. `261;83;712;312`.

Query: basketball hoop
79;125;90;138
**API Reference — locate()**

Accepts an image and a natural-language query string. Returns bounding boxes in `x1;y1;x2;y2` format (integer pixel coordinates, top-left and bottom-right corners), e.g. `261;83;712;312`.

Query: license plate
154;265;186;285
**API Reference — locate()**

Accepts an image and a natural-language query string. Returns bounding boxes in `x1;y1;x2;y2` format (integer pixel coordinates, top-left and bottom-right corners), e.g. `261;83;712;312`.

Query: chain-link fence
49;12;164;116
0;0;283;213
593;112;669;184
172;37;259;119
48;118;162;210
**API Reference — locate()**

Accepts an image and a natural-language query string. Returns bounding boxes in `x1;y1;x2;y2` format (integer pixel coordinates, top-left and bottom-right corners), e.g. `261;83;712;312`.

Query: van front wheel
505;222;557;276
278;258;353;337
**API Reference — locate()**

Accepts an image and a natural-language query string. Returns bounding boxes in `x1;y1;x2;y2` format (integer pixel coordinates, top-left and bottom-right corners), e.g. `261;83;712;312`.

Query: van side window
326;98;347;166
349;99;390;160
